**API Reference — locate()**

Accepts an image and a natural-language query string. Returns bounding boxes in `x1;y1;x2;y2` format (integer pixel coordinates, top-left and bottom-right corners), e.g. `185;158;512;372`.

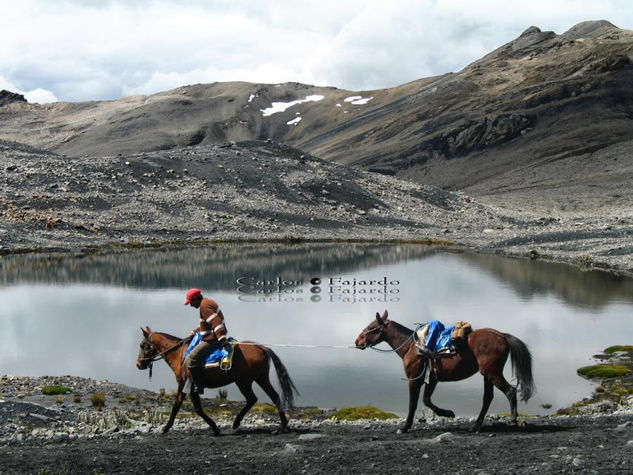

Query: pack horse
355;311;535;432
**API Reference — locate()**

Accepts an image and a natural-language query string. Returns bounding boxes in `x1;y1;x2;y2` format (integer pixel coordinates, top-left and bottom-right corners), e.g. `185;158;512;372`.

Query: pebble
282;443;300;454
298;433;323;441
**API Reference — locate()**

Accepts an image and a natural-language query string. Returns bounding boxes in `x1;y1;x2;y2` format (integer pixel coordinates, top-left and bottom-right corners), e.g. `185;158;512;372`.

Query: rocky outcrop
0;90;26;107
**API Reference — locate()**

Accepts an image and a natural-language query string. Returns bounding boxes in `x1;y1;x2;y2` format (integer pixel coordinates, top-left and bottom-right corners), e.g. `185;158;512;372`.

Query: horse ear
382;310;389;321
141;327;147;336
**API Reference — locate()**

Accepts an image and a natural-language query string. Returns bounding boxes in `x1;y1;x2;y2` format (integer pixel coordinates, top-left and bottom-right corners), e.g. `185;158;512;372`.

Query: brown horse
136;327;298;434
355;311;535;432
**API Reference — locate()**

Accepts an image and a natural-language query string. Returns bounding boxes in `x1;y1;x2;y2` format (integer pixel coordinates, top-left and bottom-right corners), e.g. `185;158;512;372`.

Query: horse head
355;310;389;349
136;326;157;370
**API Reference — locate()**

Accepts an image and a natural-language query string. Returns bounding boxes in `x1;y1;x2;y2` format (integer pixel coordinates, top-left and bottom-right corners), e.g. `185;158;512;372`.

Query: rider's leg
185;340;213;394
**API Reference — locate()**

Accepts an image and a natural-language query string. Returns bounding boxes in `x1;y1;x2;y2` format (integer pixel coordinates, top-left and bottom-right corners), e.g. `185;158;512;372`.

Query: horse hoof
397;428;408;434
162;426;171;434
231;427;243;435
470;424;482;433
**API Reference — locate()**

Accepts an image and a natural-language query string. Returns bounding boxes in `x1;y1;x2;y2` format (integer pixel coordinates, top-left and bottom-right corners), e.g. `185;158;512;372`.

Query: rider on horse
184;288;233;394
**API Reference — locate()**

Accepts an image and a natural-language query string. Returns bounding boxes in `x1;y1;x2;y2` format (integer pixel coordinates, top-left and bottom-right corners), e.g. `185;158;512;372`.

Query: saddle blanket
436;325;456;353
184;332;236;366
418;320;456;354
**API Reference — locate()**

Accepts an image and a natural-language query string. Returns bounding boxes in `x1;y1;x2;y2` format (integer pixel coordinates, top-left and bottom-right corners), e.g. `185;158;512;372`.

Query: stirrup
220;356;231;371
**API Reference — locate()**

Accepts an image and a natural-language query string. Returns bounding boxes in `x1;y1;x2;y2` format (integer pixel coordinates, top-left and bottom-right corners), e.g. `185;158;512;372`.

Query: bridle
362;320;422;354
139;332;190;378
359;321;387;349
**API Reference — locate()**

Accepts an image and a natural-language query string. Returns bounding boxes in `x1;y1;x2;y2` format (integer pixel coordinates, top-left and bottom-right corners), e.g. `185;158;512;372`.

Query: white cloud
1;1;632;102
24;88;58;104
0;75;58;104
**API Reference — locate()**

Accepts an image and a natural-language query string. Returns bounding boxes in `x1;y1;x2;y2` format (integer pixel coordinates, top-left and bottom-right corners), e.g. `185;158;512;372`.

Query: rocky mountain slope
2;138;632;274
1;21;632;214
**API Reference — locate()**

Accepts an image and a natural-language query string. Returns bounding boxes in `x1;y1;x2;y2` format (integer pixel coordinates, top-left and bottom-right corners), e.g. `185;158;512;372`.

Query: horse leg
256;375;289;433
190;391;221;435
489;373;518;425
473;377;494;431
163;388;186;434
232;380;258;431
399;379;423;433
422;375;455;419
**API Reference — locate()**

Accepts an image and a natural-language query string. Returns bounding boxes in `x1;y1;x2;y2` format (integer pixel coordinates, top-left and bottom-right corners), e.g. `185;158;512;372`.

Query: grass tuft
90;391;106;410
329;406;397;421
41;385;71;395
577;364;632;379
604;345;633;354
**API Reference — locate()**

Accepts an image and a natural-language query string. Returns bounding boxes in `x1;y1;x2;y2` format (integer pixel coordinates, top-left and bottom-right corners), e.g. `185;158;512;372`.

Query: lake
1;243;632;418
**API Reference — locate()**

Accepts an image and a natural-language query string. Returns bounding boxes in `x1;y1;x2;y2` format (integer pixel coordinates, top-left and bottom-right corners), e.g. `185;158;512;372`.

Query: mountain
1;20;632;211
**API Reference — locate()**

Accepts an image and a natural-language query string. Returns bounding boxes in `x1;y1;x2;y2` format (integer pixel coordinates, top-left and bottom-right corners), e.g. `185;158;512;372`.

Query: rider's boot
189;366;206;394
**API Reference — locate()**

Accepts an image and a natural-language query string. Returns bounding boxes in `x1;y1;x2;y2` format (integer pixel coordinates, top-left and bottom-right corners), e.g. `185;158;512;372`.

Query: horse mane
389;320;413;335
154;331;183;342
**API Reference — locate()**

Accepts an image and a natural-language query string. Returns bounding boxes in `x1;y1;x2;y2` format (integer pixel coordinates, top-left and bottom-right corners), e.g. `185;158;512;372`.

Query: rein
140;334;190;378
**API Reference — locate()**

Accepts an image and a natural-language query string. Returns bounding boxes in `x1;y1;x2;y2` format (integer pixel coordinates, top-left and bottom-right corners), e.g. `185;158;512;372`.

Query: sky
1;0;632;104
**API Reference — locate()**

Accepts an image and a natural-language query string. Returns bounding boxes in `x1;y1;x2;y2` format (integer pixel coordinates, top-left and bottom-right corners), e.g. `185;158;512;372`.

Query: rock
298;433;323;441
282;443;300;454
614;421;633;431
425;432;454;443
0;90;27;107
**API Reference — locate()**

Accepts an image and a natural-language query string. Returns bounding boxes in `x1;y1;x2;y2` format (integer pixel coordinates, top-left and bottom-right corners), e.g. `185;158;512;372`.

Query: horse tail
263;347;300;409
503;333;535;402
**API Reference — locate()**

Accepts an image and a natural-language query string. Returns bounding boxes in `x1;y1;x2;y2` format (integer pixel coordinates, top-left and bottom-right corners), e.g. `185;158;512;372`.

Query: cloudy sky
1;0;632;103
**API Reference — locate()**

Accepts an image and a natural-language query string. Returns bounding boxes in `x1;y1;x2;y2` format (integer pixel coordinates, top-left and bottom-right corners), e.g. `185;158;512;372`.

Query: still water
1;244;632;417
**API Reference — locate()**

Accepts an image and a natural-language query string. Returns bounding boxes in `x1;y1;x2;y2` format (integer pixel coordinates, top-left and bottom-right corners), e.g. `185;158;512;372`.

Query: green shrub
252;403;277;414
41;385;71;395
577;364;632;379
330;406;397;421
604;345;633;354
91;391;106;410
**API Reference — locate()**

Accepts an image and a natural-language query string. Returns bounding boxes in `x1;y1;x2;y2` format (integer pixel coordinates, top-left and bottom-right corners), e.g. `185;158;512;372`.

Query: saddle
183;333;237;368
414;320;473;383
450;320;472;349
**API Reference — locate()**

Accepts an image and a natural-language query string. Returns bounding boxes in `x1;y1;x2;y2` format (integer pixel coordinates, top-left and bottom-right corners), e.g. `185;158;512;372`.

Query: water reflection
1;244;632;417
459;253;633;309
0;244;436;290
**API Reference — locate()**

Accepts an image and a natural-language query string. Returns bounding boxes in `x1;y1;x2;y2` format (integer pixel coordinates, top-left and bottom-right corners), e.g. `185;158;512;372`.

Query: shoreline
2;374;633;473
1;235;631;279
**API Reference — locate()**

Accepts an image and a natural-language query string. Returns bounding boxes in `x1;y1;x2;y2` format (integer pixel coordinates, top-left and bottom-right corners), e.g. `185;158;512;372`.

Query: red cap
184;288;201;305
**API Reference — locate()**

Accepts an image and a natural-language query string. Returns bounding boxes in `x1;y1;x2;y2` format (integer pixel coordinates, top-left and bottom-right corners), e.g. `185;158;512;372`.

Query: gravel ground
1;375;633;474
1;139;632;276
